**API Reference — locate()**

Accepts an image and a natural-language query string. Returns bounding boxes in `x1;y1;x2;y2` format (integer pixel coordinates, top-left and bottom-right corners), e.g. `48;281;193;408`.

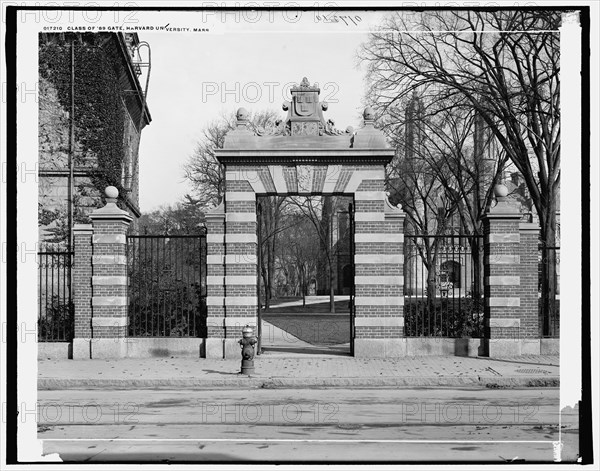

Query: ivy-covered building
38;32;151;245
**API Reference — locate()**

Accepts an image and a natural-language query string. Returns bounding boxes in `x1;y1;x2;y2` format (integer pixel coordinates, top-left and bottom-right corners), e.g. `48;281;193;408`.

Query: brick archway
204;78;406;359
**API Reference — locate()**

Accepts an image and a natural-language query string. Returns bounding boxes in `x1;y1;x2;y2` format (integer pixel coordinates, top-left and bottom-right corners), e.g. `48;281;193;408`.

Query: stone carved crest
252;77;354;138
294;90;318;117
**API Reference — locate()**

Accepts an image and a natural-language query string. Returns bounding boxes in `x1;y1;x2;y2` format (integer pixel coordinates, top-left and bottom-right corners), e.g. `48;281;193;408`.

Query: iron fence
38;248;73;341
539;245;560;338
404;234;485;337
127;235;207;337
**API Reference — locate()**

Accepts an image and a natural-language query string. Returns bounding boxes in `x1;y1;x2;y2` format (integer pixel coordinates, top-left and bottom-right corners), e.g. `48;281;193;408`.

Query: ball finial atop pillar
493;183;509;199
236;107;249;122
105;186;119;203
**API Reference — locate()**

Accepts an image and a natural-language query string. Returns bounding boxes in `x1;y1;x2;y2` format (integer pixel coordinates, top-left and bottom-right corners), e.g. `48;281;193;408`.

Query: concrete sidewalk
38;354;559;390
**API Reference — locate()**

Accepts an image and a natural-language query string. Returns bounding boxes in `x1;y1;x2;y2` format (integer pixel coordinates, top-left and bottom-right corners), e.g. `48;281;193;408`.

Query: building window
440;261;461;288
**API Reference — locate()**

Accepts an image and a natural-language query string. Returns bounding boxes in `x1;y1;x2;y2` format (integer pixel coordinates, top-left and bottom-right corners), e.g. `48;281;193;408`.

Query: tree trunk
540;204;558;337
469;237;482;300
302;268;307;307
328;260;335;313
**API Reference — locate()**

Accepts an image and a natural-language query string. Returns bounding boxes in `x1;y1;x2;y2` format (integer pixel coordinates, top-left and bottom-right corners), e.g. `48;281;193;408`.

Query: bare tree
288;196;350;313
384;93;508;299
184;110;285;308
275;213;320;305
183;110;280;208
360;10;561;333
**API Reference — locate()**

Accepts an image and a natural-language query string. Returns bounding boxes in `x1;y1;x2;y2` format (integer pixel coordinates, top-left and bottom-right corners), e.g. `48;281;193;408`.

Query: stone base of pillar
486;338;559;357
486;339;524;358
354;339;407;358
404;338;485;357
90;338;128;359
224;339;241;359
541;338;560;355
205;338;241;359
205;338;224;358
72;338;91;359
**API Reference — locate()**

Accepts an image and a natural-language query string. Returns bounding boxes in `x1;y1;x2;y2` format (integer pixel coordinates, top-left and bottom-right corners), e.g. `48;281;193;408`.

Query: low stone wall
38;342;72;360
39;338;206;359
125;338;205;358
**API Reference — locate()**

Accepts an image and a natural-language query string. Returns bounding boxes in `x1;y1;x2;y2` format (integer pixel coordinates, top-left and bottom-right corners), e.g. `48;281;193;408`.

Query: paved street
38;387;578;462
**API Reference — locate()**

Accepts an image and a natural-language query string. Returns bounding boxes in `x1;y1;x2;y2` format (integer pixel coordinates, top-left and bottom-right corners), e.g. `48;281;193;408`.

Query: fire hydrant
238;325;257;375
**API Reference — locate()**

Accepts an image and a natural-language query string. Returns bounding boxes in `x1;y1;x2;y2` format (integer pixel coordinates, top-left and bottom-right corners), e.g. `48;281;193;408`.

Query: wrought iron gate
127;235;207;337
38;246;73;341
403;234;485;337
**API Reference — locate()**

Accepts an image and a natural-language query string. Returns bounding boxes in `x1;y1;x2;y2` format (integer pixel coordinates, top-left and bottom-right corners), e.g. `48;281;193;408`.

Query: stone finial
493;183;509;200
236;107;250;122
488;183;519;215
105;186;119;203
321;102;328;111
363;106;375;121
89;185;132;222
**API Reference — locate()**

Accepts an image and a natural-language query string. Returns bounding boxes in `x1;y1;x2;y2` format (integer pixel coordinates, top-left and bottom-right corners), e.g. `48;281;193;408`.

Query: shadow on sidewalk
260;345;350;357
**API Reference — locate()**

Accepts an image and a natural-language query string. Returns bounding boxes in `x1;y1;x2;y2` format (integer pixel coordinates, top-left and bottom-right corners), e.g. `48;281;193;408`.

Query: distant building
38;32;151;245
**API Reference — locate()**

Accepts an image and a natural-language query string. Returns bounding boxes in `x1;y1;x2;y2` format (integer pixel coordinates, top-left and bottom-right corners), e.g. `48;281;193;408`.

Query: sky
135;10;387;211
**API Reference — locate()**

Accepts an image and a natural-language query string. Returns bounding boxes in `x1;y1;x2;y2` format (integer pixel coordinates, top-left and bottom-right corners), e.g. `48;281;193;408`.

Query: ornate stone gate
205;78;405;359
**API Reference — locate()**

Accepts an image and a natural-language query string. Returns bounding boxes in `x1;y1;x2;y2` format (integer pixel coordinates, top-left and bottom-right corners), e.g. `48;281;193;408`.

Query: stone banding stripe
225;192;256;201
487;318;521;328
355;254;403;264
207;254;258;265
354;191;386;201
486;255;520;264
486;297;520;307
354;296;403;306
354;276;403;285
92;296;127;306
92;255;127;265
226;213;256;222
92;317;128;327
206;296;258;306
93;234;126;244
92;276;128;286
354;233;402;243
488;233;520;243
207;275;256;285
207;255;225;265
225;254;258;264
354;213;385;222
354;317;404;327
486;276;520;286
207;234;258;243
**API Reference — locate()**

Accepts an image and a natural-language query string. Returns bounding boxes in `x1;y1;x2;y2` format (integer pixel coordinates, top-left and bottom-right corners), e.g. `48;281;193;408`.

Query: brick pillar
483;185;523;357
205;202;226;358
519;222;542;353
72;224;93;359
353;173;406;357
223;166;258;359
88;186;132;358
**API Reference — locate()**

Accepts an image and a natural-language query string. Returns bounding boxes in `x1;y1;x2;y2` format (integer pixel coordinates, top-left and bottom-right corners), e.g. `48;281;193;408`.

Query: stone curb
38;376;559;390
